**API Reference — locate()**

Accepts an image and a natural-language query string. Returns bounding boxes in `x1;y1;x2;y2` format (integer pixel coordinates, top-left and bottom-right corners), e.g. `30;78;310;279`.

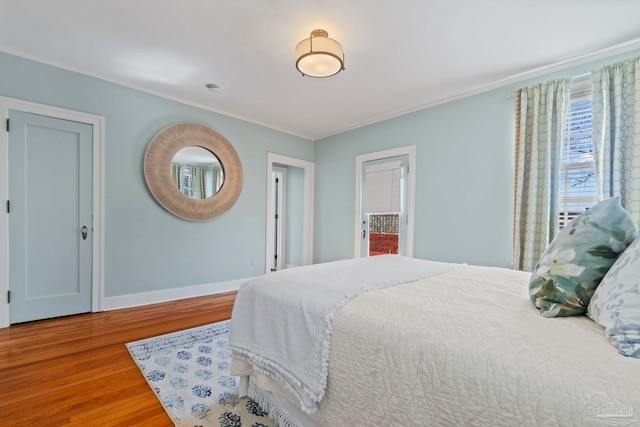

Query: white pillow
588;237;640;358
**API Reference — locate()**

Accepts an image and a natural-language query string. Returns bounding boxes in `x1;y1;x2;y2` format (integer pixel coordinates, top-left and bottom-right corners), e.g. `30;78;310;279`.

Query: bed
228;255;640;427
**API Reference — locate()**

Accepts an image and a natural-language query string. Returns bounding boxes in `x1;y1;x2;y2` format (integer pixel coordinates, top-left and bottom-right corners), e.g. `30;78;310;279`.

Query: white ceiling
172;146;220;166
1;1;640;140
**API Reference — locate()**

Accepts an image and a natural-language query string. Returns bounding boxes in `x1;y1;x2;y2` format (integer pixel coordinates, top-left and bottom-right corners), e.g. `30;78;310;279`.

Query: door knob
81;226;88;240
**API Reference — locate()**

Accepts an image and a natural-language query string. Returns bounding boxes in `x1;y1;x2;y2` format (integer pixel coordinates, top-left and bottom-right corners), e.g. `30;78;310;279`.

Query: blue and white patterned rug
126;320;273;427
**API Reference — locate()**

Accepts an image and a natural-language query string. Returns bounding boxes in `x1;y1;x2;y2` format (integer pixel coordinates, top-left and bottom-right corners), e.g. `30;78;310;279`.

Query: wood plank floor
0;291;236;426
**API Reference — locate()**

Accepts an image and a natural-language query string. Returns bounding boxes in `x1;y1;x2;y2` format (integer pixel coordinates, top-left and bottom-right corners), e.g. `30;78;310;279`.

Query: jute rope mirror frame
144;123;243;221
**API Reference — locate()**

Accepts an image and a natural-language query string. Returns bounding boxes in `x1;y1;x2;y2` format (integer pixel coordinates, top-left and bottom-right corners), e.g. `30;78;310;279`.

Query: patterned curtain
213;166;224;193
192;167;207;199
592;56;640;225
513;78;571;271
171;164;181;191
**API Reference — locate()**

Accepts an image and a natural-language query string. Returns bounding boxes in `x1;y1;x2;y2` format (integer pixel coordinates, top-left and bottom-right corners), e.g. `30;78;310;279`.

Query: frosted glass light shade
295;29;345;78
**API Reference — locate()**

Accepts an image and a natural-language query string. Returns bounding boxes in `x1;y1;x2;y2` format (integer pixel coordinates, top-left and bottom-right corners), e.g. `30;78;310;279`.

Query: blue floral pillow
529;197;637;317
588;237;640;357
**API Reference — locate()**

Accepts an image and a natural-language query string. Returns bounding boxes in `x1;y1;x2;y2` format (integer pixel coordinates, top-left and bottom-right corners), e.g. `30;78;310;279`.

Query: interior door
8;111;93;324
270;166;286;271
361;155;408;257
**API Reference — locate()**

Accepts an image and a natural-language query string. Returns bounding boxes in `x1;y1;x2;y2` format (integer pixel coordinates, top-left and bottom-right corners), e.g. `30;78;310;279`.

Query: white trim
315;39;640;140
4;39;640;141
354;146;416;258
0;47;310;141
265;153;315;273
0;96;105;328
103;278;249;311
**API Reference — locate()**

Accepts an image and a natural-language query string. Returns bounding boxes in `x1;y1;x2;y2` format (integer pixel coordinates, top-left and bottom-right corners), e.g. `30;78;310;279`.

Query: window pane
559;81;597;229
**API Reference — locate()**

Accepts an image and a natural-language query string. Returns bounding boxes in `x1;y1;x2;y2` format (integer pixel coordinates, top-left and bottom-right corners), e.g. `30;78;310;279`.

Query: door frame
354;145;416;258
265;153;314;273
0;97;105;328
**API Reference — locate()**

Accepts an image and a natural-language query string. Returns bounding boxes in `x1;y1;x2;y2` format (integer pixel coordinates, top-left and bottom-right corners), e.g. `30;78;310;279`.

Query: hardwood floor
0;291;236;426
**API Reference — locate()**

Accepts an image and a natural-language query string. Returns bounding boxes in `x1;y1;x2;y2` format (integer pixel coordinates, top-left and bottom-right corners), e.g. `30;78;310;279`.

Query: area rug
126;320;274;427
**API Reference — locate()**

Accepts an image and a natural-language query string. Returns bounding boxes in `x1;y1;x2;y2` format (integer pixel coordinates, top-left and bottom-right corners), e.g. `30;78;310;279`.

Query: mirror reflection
171;146;224;199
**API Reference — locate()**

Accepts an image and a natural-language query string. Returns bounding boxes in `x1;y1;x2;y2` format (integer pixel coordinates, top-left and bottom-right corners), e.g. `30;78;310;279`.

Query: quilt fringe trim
231;346;319;413
231;263;461;414
248;381;301;427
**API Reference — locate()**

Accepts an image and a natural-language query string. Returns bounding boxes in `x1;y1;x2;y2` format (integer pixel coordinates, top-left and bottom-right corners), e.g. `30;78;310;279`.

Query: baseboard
102;277;252;311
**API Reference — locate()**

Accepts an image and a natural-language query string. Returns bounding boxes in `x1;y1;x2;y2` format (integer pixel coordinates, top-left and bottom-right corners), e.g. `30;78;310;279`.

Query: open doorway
265;153;314;273
360;155;408;257
355;146;416;258
269;165;307;271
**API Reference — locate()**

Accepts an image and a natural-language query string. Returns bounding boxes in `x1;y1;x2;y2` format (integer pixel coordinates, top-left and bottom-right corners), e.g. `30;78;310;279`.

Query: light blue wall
4;45;640;298
0;51;314;297
313;49;640;268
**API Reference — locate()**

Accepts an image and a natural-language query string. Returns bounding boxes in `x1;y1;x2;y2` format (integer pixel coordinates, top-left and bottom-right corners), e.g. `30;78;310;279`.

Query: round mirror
171;146;224;199
144;123;243;221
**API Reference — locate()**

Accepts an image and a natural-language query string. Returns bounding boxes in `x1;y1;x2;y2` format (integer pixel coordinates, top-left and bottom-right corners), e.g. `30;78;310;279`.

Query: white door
270;166;286;271
8;111;93;323
360;155;408;257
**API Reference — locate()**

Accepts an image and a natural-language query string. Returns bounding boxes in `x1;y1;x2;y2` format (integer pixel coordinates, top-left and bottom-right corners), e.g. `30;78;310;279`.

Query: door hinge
6;200;9;214
5;118;9;132
7;291;10;304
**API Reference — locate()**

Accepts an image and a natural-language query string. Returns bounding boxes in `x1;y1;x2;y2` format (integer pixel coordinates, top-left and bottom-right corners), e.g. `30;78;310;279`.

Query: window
181;167;195;198
559;79;597;229
368;213;399;256
363;160;402;214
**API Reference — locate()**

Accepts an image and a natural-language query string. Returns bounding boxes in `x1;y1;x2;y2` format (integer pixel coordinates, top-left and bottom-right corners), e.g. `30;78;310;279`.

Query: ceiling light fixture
295;29;345;78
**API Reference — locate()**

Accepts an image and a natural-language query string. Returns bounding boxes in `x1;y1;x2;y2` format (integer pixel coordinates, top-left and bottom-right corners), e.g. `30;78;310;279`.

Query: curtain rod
505;72;593;98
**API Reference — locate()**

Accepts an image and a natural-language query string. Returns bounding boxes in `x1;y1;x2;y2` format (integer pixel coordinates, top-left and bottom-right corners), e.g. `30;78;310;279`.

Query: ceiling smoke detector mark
205;83;223;93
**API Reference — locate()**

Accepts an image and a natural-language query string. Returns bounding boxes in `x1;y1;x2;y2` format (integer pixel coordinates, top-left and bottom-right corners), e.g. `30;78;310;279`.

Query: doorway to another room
270;165;306;271
265;153;314;273
355;146;416;258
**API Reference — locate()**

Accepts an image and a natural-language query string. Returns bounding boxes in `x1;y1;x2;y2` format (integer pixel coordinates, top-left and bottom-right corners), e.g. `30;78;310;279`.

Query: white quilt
229;255;459;413
236;265;640;427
